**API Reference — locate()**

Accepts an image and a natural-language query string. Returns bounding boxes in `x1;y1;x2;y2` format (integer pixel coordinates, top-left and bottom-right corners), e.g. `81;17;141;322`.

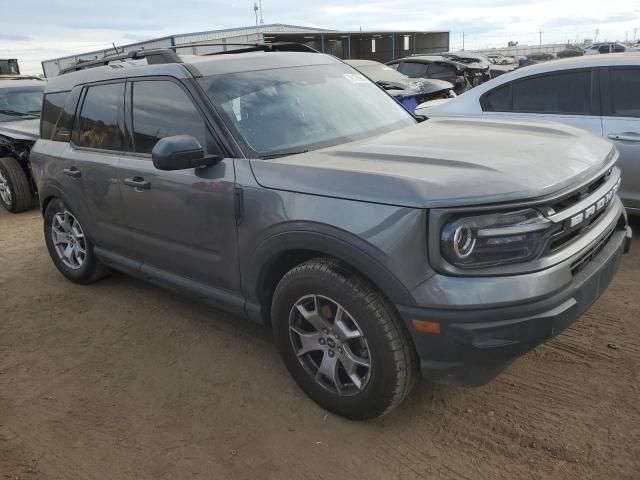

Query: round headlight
453;225;476;258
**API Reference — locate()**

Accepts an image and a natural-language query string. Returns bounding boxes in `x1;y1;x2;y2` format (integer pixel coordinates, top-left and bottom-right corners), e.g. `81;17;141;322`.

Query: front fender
242;223;416;323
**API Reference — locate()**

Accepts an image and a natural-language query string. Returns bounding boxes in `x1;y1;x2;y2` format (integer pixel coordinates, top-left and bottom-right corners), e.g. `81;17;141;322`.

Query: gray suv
30;45;632;420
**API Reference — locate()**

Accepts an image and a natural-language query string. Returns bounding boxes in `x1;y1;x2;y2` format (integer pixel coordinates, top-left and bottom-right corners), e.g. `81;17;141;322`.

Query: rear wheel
0;156;32;213
44;198;109;284
272;258;418;420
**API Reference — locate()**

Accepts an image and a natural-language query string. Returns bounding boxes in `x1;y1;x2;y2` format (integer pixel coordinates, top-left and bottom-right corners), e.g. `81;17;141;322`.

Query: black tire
272;258;418;420
0;156;33;213
43;198;109;284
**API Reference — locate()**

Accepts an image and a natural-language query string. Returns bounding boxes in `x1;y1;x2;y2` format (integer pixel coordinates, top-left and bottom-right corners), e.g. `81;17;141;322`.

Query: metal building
41;24;449;77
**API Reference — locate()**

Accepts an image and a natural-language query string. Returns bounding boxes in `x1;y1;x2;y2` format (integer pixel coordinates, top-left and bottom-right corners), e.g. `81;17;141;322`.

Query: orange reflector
412;319;441;334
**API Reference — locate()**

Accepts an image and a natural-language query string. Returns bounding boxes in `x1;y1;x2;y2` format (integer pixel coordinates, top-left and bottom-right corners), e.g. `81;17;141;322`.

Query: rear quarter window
41;92;69;139
481;84;511;111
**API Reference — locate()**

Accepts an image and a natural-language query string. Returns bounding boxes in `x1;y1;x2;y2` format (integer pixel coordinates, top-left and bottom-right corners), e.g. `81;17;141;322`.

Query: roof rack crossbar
168;41;318;55
59;49;183;75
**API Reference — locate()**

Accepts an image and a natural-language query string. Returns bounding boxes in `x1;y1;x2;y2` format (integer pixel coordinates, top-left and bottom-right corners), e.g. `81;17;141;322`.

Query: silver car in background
417;53;640;214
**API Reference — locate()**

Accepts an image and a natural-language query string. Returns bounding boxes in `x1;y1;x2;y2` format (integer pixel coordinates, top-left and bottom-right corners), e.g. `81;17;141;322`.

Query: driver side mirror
152;135;222;171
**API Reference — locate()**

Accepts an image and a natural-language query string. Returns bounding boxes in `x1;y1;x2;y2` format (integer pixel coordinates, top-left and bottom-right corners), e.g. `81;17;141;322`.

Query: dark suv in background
30;44;631;420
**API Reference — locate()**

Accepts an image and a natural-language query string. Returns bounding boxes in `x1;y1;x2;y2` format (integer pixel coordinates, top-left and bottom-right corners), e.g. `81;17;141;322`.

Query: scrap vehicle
0;76;45;212
416;52;640;215
386;53;491;93
30;43;632;420
344;59;455;112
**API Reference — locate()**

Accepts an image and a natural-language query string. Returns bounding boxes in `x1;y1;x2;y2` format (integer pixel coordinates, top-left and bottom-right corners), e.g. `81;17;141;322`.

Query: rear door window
130;80;207;155
609;68;640;117
511;70;592;114
75;83;125;151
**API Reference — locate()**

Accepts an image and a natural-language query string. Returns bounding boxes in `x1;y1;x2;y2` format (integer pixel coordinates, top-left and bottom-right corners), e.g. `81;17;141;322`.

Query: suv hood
250;117;615;208
0;118;40;142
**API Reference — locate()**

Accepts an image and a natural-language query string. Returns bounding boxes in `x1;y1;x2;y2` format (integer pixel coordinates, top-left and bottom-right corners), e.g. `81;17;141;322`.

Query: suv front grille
548;169;611;215
544;168;620;254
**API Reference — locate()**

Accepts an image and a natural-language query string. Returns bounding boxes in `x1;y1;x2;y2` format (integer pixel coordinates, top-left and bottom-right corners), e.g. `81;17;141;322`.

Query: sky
3;0;640;74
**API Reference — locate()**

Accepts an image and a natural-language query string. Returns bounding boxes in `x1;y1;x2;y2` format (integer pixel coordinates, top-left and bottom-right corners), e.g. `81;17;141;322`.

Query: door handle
607;133;640;143
123;177;151;190
63;167;81;178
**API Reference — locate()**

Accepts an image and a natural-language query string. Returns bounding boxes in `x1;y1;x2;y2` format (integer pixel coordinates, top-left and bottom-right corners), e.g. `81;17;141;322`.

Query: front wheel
44;198;109;284
272;258;418;420
0;156;32;213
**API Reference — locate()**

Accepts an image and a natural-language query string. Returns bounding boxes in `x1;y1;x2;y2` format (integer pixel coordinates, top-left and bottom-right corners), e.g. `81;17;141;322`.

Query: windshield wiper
0;109;38;118
259;149;309;159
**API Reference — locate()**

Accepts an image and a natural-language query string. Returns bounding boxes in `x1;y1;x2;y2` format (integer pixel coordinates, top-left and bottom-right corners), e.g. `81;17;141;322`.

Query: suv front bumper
397;210;632;387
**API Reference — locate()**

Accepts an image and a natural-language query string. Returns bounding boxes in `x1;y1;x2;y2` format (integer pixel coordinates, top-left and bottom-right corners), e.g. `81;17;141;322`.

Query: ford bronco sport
0;76;44;212
30;44;632;420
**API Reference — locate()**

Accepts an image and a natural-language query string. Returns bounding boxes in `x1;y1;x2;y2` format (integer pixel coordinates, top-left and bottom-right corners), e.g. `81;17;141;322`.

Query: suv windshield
198;64;415;157
0;86;44;122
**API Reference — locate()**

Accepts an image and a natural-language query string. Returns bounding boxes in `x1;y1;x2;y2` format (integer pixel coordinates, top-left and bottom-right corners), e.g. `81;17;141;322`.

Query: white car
416;53;640;214
486;53;513;65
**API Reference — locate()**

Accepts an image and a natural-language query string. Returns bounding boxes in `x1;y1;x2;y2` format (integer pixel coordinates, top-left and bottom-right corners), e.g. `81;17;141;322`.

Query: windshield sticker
343;74;370;84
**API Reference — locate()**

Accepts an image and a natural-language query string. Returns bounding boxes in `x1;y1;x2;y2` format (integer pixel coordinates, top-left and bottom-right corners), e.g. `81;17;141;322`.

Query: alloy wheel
51;210;87;269
0;170;12;206
289;294;372;396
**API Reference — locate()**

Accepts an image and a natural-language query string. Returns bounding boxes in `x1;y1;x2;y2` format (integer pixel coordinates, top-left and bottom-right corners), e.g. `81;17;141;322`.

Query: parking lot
0;207;638;479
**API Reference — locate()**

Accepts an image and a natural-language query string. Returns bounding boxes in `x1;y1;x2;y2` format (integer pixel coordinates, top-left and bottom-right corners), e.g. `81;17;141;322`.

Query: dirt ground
1;207;639;480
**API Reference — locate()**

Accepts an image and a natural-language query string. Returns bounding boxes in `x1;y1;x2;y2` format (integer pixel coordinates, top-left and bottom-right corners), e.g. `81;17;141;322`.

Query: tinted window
612;44;625;53
512;70;591;114
131;81;207;155
41;92;68;139
76;83;124;150
610;68;640;117
400;62;429;77
428;63;453;76
482;84;511;111
52;88;81;143
598;45;610;54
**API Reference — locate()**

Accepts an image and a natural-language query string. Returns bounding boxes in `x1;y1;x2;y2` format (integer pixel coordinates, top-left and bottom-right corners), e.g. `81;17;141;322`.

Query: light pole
538;28;542;48
253;2;258;27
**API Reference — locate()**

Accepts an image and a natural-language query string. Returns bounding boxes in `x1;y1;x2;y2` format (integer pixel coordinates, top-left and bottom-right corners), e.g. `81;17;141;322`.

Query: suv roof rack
59;42;317;75
59;49;182;75
170;41;318;55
